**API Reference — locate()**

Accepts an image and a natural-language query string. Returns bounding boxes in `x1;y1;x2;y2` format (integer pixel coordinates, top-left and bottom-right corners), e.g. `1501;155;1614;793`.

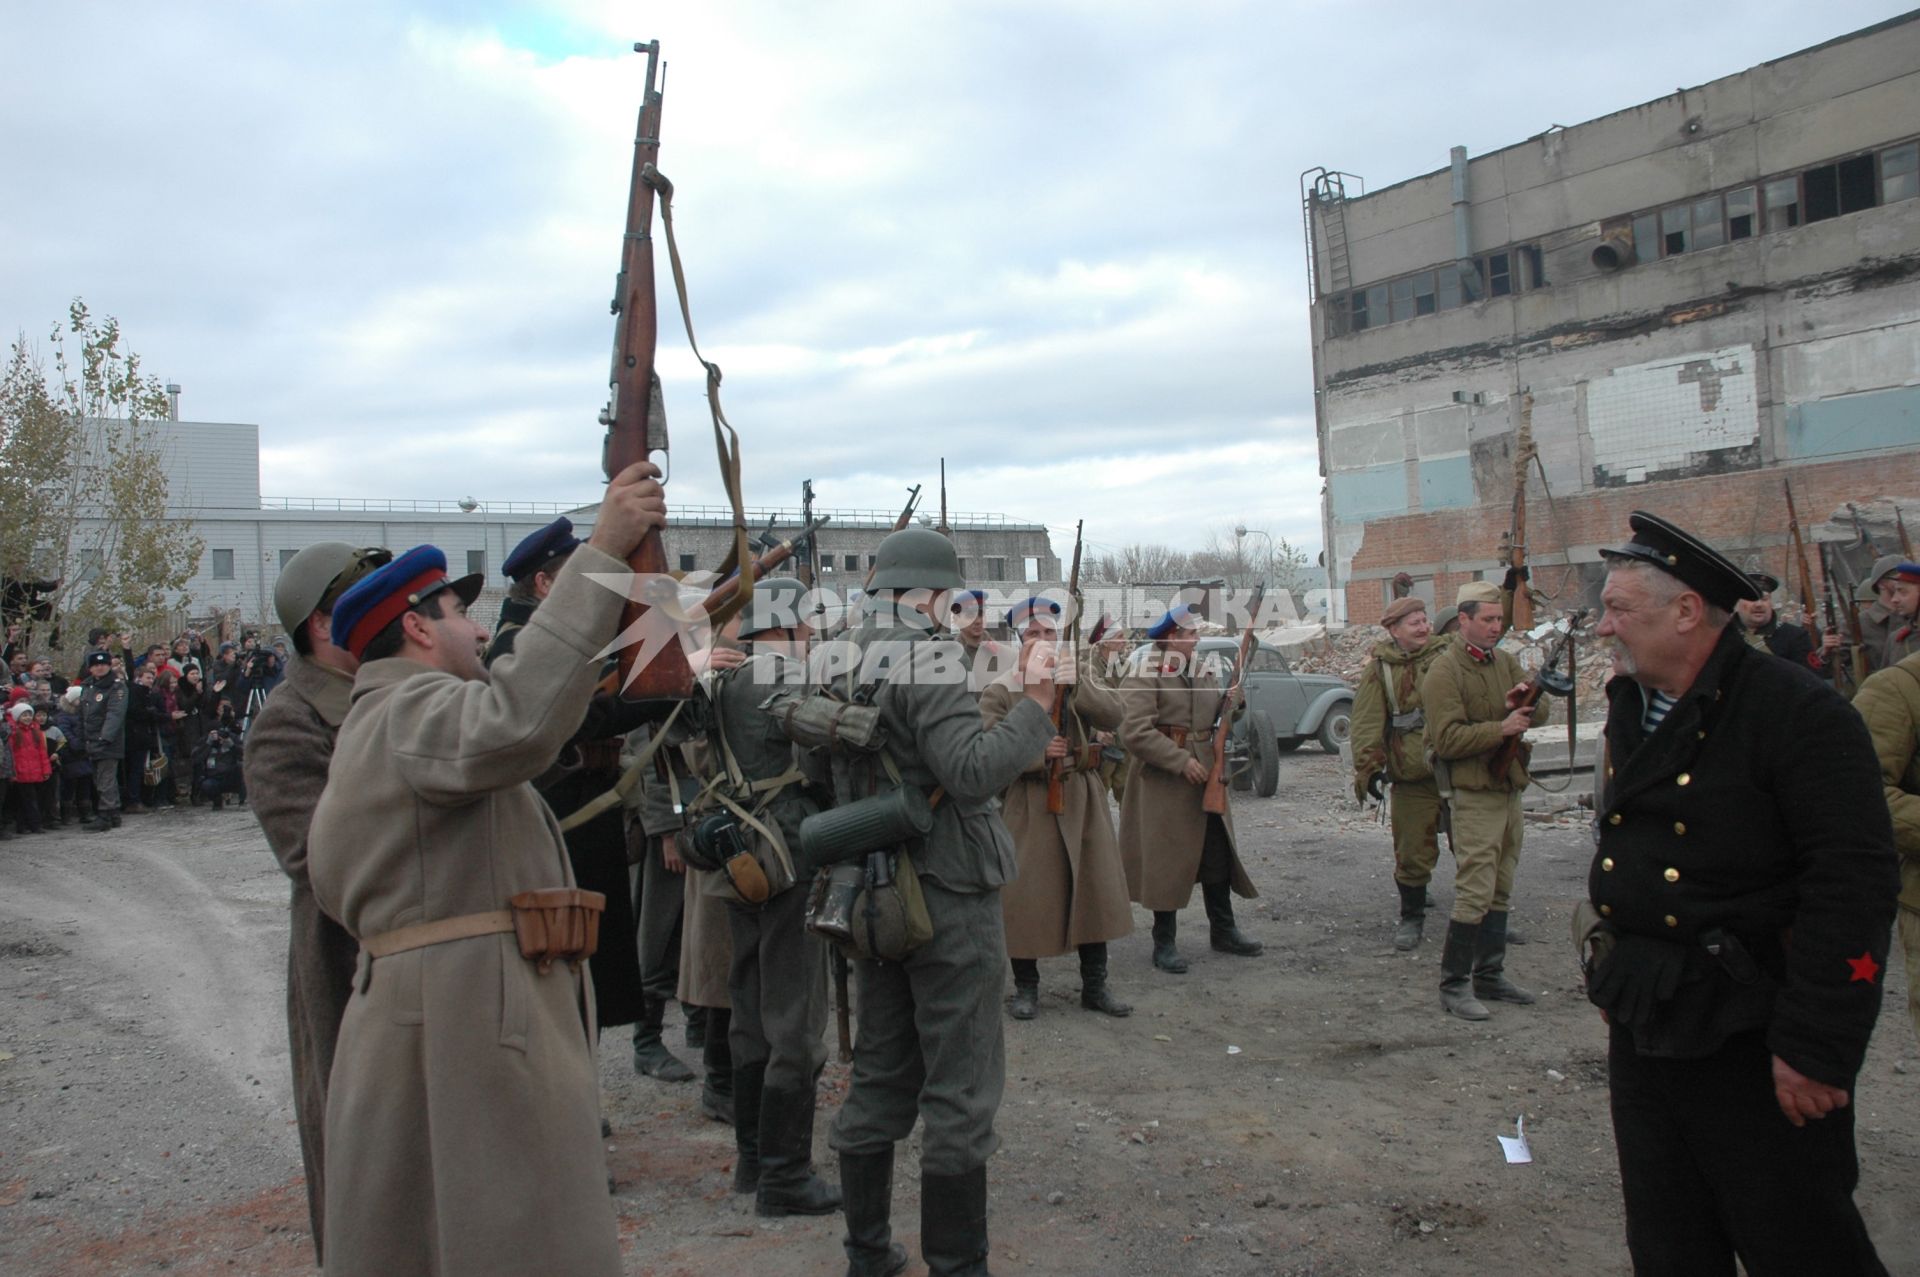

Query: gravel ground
2;753;1916;1275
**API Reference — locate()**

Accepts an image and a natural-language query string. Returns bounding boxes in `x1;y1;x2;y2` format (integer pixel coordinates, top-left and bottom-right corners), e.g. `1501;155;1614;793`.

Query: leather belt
1156;725;1211;748
361;910;515;960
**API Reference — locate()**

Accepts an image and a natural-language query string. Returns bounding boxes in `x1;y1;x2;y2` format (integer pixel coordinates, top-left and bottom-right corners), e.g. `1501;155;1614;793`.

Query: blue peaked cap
502;517;580;582
1006;596;1062;629
331;544;483;658
1146;603;1197;641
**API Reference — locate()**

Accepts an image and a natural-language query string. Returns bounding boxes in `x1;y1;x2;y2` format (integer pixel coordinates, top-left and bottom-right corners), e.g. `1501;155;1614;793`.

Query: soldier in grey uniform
811;528;1059;1277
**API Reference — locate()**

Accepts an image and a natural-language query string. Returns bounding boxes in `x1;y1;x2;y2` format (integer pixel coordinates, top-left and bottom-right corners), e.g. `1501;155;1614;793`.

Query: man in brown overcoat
243;540;389;1263
1116;604;1261;973
981;597;1133;1018
307;463;665;1277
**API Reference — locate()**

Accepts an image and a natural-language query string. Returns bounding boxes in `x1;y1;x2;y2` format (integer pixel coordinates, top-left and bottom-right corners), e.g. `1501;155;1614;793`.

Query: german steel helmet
739;576;809;638
866;527;965;592
274;543;393;635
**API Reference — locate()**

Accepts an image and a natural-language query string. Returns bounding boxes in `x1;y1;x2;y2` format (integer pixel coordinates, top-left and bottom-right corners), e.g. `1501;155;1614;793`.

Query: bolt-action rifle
1202;584;1264;816
1045;521;1084;815
698;516;832;618
1503;392;1536;632
1488;609;1586;779
859;486;923;591
601;40;694;701
1783;480;1838;687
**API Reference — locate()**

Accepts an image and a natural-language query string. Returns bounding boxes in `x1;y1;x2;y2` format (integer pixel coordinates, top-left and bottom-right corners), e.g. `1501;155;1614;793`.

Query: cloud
2;0;1903;562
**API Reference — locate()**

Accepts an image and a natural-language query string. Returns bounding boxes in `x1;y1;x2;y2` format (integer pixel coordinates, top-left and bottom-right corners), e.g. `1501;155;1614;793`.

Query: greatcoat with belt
1116;651;1256;911
308;546;635;1277
240;654;358;1262
980;652;1133;957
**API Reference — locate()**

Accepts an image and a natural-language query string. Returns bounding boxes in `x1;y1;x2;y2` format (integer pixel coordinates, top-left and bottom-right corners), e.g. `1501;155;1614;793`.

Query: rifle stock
1202;585;1264;816
1488;610;1584;778
697;516;831;618
1507;392;1535;632
603;41;693;701
1046;521;1084;815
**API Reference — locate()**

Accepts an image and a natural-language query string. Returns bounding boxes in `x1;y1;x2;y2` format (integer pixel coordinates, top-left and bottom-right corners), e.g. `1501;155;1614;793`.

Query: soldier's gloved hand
1365;771;1387;803
1586;933;1684;1028
1502;565;1530;594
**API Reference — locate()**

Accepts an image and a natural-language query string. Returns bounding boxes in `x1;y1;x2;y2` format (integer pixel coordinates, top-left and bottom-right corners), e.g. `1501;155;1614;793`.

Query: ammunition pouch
507;888;606;975
687;810;776;905
1388;709;1425;732
797;785;933;875
763;689;887;754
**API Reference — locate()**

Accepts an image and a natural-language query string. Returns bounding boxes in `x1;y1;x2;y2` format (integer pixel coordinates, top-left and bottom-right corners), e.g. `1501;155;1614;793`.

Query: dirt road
3;753;1916;1275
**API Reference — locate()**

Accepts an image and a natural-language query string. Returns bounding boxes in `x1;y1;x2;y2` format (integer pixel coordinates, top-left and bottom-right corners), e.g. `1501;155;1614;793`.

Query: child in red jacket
9;702;52;834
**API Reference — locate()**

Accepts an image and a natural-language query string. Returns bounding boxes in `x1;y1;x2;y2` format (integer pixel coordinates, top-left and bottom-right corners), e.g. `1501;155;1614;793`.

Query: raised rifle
1488;609;1586;779
698;516;832;618
1785;479;1837;686
1202;584;1264;816
1045;521;1084;815
798;480;819;587
1848;503;1881;554
1504;391;1536;632
601;40;694;700
1826;542;1872;683
1899;506;1916;560
859;485;923;591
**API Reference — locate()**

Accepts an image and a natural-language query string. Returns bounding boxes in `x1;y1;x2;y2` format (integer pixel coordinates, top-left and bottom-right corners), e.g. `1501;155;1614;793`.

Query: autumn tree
1;300;202;655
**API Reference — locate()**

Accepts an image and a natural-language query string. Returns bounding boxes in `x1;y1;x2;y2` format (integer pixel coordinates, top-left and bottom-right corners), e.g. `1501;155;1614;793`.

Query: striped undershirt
1641;689;1678;734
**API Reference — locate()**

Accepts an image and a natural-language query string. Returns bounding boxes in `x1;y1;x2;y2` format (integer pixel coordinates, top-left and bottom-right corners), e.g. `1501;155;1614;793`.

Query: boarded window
1632;212;1659;263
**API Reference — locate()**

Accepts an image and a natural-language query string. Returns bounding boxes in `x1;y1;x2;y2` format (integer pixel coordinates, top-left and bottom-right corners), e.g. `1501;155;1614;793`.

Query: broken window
1726;187;1756;240
1803;165;1840;222
1884;143;1919;204
1837;153;1877;215
1633;212;1660;263
1519;245;1546;288
1485;252;1512;297
1691;196;1725;251
1412;271;1437;316
1389;276;1416;323
1661;205;1690;255
1764;177;1800;231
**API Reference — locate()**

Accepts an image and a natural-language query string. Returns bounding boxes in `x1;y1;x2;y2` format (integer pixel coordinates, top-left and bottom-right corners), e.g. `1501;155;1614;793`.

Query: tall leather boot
1150;911;1187;973
1076;943;1131;1016
1472;911;1536;1005
1439;920;1490;1021
1007;958;1039;1021
685;1003;708;1049
920;1164;991;1277
1202;882;1263;956
755;1085;841;1217
731;1062;765;1192
1394;882;1427;951
839;1147;909;1277
632;997;695;1082
701;1008;735;1123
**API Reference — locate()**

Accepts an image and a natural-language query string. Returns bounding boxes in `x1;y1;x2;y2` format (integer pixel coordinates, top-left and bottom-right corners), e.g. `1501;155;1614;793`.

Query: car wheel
1317;700;1352;754
1247;710;1280;797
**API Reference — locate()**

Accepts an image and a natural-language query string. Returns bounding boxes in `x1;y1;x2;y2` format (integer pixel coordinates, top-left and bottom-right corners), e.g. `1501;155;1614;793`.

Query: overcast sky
3;1;1906;566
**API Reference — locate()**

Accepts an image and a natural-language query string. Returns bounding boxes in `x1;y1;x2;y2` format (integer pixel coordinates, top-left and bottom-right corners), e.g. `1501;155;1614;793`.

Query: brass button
1664;914;1678;928
1607;765;1615;777
1601;858;1615;872
1676;773;1691;786
1608;813;1622;826
1696;731;1706;740
1673;821;1686;835
1664;867;1680;883
1600;904;1612;917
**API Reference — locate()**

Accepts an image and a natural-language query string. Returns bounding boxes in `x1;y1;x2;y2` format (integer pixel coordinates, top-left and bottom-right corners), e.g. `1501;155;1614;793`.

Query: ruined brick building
1303;12;1920;624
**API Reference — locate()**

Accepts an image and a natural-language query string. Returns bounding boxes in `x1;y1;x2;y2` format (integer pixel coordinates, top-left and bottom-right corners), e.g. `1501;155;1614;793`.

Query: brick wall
1344;453;1920;625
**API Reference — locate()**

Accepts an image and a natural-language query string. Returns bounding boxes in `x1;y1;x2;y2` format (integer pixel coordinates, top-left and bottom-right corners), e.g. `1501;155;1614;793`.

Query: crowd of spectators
0;620;285;836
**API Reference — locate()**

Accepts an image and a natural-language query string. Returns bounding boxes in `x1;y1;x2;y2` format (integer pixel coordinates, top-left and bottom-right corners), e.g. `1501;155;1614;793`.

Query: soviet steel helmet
866;527;964;592
274;543;393;636
739;576;810;638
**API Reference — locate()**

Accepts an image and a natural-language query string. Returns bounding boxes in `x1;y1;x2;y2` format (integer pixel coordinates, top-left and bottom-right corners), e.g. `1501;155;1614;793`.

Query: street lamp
1233;525;1274;581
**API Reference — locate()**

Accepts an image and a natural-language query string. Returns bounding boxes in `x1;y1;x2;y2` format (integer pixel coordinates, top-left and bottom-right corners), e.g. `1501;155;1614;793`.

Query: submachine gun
1488;609;1586;779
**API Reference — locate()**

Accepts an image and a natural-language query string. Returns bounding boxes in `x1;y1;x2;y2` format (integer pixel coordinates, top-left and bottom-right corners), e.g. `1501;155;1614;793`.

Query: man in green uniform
1349;596;1449;950
1420;580;1548;1020
1852;579;1920;1049
811;528;1060;1277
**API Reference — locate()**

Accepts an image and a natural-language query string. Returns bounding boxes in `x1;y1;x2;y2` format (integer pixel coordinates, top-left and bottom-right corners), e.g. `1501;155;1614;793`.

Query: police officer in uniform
811;527;1060;1277
1349;596;1449;950
1585;512;1896;1276
1421;581;1547;1020
487;517;652;1047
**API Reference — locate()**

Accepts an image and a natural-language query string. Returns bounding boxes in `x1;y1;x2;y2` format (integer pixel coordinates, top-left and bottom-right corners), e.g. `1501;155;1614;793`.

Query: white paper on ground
1497;1116;1532;1165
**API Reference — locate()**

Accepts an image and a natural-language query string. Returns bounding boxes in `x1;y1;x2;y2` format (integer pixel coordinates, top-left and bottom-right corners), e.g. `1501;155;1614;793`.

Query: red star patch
1846;952;1880;984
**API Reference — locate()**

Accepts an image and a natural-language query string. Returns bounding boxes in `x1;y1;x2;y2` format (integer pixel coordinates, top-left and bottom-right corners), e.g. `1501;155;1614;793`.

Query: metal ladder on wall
1298;168;1360;306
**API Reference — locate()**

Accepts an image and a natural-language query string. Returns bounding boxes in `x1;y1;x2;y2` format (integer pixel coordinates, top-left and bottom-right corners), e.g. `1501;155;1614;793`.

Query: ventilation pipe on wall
166;383;181;421
1451;146;1480;301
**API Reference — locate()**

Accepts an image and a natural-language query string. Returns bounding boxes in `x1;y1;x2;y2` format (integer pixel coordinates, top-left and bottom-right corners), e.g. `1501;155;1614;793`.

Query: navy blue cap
332;545;484;658
1006;596;1062;630
1604;512;1761;612
1146;603;1197;641
502;517;580;582
949;588;987;615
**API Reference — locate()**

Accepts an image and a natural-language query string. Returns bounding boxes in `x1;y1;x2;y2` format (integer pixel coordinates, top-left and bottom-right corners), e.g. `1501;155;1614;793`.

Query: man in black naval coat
1585;512;1897;1277
486;517;654;1037
1734;571;1840;676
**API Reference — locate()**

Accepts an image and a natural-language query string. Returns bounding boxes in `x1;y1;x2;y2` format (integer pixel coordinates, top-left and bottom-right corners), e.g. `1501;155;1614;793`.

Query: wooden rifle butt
615;529;694;701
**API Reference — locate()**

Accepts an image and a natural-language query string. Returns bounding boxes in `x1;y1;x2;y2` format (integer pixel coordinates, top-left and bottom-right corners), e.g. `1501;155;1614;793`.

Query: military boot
1394;882;1428;951
85;809;117;833
1203;882;1263;956
755;1086;841;1217
685;1003;708;1049
1076;943;1131;1017
920;1164;991;1277
731;1062;765;1192
839;1146;909;1277
700;1008;735;1123
1439;920;1491;1022
632;997;695;1082
1472;911;1536;1005
1007;959;1039;1021
1150;911;1188;974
